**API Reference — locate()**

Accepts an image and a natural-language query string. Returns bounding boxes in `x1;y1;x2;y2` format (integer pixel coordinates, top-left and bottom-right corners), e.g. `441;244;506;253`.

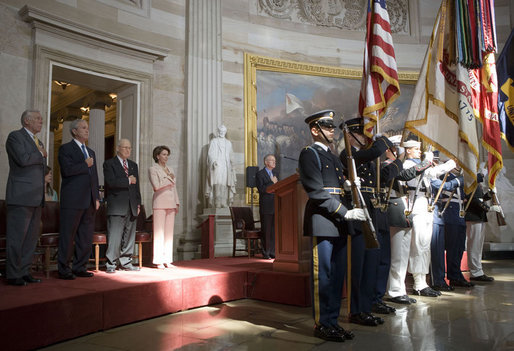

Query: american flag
359;0;400;136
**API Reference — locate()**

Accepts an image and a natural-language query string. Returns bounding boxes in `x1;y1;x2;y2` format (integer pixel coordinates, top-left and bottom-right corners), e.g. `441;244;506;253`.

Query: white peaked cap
402;139;421;148
388;135;402;145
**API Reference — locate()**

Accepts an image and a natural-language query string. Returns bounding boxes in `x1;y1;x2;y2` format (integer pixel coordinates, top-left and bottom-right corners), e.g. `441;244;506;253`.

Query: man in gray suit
103;138;141;273
5;110;47;286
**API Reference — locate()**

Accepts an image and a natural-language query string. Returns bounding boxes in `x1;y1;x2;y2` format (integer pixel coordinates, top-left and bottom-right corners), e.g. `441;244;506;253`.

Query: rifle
342;125;379;249
490;191;507;226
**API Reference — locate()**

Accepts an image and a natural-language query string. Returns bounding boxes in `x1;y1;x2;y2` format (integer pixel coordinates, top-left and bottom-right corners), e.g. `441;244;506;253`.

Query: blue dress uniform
339;118;400;325
298;110;354;342
430;176;462;291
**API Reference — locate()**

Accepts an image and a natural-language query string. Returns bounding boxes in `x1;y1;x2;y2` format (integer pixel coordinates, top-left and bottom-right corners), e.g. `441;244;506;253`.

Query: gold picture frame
243;52;418;204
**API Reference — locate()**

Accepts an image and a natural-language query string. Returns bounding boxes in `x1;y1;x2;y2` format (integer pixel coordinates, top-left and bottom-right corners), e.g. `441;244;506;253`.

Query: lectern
266;174;311;273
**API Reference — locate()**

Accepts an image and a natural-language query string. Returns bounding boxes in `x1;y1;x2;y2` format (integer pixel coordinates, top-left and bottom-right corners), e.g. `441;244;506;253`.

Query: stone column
85;93;112;186
182;0;223;259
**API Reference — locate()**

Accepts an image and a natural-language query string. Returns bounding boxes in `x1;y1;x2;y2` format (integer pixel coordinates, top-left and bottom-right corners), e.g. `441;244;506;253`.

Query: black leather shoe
388;295;411;304
7;278;27;286
380;301;396;313
371;302;391;314
349;312;378;326
408;297;417;303
22;275;41;283
450;279;474;287
412;287;440;297
333;325;354;340
119;265;140;271
367;313;384;325
58;272;76;280
73;271;94;278
432;284;454;291
106;267;116;274
470;275;494;282
313;325;345;342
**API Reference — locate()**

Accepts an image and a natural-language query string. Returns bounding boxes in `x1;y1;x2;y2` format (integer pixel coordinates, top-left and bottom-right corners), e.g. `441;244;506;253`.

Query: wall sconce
109;93;117;101
54;80;71;90
80;106;90;113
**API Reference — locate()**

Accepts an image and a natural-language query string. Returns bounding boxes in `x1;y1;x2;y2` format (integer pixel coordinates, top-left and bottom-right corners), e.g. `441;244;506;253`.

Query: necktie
81;144;88;160
33;135;40;148
123;159;129;177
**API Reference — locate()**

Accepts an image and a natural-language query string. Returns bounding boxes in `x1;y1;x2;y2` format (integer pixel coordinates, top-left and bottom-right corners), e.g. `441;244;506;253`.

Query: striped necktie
123;159;129;177
33;135;40;148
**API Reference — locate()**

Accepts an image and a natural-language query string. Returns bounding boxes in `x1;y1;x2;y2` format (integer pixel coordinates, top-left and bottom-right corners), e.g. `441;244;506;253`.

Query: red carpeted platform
0;257;310;350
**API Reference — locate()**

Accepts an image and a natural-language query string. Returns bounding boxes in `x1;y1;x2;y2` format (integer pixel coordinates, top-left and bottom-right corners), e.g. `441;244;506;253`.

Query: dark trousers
58;203;96;275
430;223;446;286
311;236;347;328
445;223;467;281
106;207;137;269
5;205;41;279
373;226;391;304
260;212;275;257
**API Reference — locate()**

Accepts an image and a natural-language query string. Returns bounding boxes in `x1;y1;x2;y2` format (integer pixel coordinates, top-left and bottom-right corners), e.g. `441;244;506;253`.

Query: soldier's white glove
372;133;383;141
442;159;457;172
343;178;361;191
490;205;502;213
344;208;366;221
423;151;434;163
490;187;497;194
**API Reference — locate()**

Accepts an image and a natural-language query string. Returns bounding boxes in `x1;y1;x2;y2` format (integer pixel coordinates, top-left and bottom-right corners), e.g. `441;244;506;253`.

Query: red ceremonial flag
359;0;400;136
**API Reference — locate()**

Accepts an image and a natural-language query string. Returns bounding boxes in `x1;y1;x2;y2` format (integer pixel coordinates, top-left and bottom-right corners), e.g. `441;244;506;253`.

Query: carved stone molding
257;0;409;34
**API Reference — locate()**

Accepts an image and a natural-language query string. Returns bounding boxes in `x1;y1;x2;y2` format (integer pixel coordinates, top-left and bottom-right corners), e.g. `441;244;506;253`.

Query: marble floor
41;259;514;351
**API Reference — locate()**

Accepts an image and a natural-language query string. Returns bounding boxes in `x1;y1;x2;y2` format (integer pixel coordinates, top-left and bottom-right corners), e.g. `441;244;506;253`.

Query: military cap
388;135;402;146
402;139;421;148
339;117;364;133
304;110;336;129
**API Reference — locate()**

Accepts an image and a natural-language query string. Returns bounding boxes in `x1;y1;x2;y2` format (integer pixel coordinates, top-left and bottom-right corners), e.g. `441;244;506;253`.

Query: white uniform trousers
466;221;485;278
387;227;412;297
408;197;433;290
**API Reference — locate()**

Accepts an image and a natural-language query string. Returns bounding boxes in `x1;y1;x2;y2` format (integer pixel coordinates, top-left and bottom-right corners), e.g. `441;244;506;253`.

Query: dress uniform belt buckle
323;187;344;195
459;210;466;218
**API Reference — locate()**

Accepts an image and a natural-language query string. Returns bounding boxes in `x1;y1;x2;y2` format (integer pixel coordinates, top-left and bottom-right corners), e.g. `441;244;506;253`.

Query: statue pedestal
201;208;234;257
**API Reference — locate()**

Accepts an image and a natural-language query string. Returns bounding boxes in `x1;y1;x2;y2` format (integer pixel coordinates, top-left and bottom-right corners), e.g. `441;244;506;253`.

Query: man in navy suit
103;138;141;273
5;110;47;286
256;154;278;259
57;119;100;280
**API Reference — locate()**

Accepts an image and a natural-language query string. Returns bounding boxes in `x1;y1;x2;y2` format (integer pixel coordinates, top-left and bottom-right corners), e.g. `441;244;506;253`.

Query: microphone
280;154;298;162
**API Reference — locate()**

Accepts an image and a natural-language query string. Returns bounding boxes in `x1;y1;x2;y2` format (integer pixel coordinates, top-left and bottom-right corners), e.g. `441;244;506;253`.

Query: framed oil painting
244;53;418;203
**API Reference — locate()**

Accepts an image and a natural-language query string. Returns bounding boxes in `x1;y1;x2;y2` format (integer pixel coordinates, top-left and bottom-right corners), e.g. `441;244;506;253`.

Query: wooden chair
134;205;152;268
90;202;107;271
229;207;262;258
37;201;60;278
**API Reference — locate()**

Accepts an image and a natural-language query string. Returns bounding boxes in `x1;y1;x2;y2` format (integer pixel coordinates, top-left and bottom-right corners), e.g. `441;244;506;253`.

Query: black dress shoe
450;279;474;287
371;302;391;314
432;284;454;291
349;312;378;326
7;278;27;286
412;287;440;297
72;271;94;278
470;274;494;282
22;275;41;283
367;313;384;325
380;301;396;313
119;265;140;271
313;325;345;342
388;295;411;304
58;272;76;280
408;297;417;303
106;267;116;274
333;325;354;340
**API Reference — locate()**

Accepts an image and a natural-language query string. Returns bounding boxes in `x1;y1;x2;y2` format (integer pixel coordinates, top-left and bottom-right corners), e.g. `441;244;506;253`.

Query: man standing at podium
298;110;366;343
256;154;278;259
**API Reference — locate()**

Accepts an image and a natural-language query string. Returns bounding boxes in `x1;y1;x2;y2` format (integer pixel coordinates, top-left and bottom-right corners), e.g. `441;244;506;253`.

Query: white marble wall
0;0;512;254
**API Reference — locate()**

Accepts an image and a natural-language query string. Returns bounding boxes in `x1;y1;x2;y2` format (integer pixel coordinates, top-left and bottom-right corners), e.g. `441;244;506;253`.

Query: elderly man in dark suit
103;138;141;273
255;154;278;259
57;119;100;280
5;110;47;286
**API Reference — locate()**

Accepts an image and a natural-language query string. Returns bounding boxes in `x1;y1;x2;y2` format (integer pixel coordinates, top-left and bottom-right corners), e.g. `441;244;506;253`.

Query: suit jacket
148;164;180;210
299;144;350;237
103;157;141;217
5;128;45;207
256;167;278;215
58;140;99;209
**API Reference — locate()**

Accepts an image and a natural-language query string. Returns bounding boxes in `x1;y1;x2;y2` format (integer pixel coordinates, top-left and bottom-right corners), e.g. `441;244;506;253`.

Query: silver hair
20;109;40;126
263;154;275;163
69;119;86;137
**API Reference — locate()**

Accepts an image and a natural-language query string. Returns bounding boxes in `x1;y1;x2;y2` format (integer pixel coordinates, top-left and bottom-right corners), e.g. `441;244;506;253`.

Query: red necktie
123;159;129;177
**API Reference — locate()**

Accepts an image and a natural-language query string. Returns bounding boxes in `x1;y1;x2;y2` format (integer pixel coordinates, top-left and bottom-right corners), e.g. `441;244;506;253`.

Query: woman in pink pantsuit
148;146;179;269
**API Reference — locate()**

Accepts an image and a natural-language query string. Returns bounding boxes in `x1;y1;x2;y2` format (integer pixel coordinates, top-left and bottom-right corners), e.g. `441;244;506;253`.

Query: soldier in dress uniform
298;110;366;342
339;118;400;326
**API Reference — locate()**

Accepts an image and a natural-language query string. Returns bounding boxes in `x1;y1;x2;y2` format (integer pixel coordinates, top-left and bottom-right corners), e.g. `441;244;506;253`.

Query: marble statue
205;125;236;208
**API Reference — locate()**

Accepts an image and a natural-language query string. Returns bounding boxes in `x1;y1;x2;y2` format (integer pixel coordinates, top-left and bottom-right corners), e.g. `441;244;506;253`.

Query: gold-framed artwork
244;52;418;204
